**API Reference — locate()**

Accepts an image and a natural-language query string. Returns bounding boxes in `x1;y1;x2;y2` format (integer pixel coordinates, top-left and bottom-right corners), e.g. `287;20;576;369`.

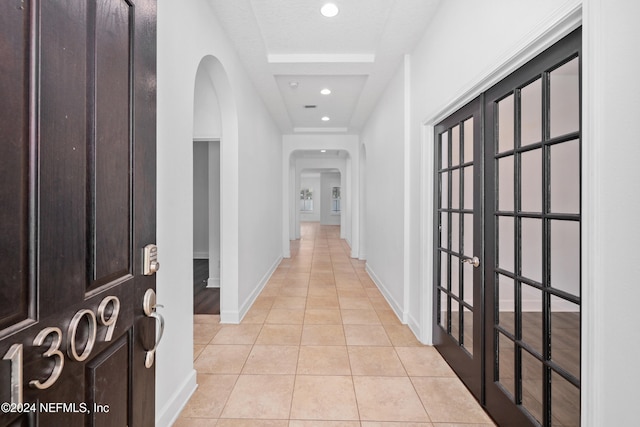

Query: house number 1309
1;295;121;404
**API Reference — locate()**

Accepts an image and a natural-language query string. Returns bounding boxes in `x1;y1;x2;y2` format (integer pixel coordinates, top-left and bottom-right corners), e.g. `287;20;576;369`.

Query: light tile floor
176;223;496;427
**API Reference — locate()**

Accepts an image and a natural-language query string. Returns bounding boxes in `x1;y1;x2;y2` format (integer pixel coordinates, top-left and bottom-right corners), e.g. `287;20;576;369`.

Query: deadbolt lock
143;244;160;275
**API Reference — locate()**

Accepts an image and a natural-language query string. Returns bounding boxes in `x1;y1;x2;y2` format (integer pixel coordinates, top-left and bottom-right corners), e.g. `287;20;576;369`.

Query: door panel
0;0;31;333
484;28;581;427
0;1;157;426
433;96;483;400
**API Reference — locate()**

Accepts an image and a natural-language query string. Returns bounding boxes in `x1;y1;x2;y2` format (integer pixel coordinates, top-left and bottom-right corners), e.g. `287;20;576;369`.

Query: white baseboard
156;369;197;427
236;255;283;322
220;310;240;324
365;264;404;325
207;277;220;288
406;313;423;343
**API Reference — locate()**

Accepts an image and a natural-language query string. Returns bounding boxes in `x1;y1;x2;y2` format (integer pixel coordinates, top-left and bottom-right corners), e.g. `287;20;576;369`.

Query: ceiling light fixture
320;3;339;18
320;88;331;95
289;81;299;88
321;116;330;121
321;149;327;153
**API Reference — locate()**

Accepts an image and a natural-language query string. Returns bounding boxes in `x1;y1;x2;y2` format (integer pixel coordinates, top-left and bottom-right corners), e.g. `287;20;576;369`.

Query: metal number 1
2;344;23;404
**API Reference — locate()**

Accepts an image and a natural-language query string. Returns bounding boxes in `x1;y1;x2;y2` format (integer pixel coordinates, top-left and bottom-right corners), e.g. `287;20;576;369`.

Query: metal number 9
97;295;120;342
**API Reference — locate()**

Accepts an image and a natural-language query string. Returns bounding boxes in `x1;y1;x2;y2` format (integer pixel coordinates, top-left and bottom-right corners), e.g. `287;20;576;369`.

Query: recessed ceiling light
289;81;298;88
320;88;331;95
321;116;330;121
320;3;339;18
320;149;327;153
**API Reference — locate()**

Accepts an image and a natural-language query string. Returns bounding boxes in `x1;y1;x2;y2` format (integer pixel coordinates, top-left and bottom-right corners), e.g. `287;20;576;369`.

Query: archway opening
191;55;240;323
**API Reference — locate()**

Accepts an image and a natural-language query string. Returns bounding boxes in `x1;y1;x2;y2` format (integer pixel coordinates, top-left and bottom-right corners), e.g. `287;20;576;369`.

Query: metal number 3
29;327;65;390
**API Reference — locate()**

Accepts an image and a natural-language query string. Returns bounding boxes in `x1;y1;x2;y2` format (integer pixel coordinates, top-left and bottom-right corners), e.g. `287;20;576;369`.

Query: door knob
461;256;480;268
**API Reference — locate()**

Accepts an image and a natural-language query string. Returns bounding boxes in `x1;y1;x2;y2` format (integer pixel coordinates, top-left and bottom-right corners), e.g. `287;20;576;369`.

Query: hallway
175;223;495;426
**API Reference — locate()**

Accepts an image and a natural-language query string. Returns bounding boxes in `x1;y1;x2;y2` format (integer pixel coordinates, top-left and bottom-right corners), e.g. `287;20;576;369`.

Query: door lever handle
461;256;480;268
142;288;165;368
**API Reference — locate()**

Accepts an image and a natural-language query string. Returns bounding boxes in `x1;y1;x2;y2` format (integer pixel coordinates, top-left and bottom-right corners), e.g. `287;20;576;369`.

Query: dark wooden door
0;1;157;426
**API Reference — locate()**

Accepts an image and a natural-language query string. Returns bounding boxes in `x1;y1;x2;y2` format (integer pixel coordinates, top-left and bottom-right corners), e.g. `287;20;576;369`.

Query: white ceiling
208;0;441;134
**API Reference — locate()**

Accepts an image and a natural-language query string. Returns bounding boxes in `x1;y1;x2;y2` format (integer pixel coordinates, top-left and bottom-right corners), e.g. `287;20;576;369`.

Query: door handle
461;256;480;268
142;288;165;368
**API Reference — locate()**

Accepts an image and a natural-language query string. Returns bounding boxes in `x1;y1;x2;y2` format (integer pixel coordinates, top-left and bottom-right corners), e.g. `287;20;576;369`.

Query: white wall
193;142;209;258
360;62;406;319
300;173;321;222
583;0;640;424
208;141;221;285
320;172;341;226
193;66;221;139
156;0;282;424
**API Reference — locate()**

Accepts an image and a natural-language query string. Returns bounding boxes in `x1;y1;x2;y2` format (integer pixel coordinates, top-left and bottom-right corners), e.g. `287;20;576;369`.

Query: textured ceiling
209;0;442;134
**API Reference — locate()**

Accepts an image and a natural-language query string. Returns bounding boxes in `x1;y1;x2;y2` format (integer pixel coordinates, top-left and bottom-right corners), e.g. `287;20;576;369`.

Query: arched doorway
191;56;240;323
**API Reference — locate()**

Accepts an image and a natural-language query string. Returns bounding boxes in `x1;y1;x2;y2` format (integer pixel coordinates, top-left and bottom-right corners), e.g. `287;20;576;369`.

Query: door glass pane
463;306;473;356
440;251;448;288
451;301;460;343
498;94;515;153
498;156;514;211
551;139;580;214
463;165;473;209
441;131;449;169
463;262;473;306
440;213;448;249
522;350;544;425
521;284;543;355
551;370;580;426
551;296;580;379
521;149;542;213
464;117;474;163
451;255;460;297
521;78;542;146
441;172;449;209
498;332;515;400
463;214;473;257
451;213;459;254
498;275;515;335
550;220;580;297
463;213;474;306
498;216;515;273
452;125;460;167
451;169;460;209
521;218;542;283
550;58;580;138
439;290;447;329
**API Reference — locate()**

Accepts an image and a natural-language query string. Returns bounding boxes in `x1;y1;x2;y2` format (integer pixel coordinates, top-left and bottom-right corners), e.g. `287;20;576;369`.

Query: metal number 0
67;309;97;362
29;327;64;390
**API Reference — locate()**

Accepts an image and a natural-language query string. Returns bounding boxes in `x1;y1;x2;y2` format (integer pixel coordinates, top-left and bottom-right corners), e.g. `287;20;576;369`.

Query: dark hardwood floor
193;259;220;315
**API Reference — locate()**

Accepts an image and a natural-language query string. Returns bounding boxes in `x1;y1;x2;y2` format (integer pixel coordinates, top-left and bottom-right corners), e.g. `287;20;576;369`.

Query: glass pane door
432;27;581;427
484;28;581;427
433;97;483;399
